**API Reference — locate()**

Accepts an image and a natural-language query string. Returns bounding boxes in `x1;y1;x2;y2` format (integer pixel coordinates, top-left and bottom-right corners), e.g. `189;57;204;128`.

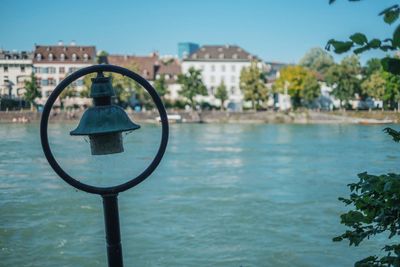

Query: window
231;76;235;83
232;54;238;59
219;53;224;59
42;67;48;74
210;76;215;84
205;53;210;59
21;66;25;73
211;65;215;72
59;67;65;74
34;67;40;73
200;65;204;70
36;54;42;61
48;53;54;61
231;65;236;71
45;90;53;97
4;66;8;73
48;78;56;86
210;86;215;95
231;86;236;95
49;67;56;74
83;53;89;62
221;65;226;72
72;53;77;61
60;53;65;61
41;79;49;86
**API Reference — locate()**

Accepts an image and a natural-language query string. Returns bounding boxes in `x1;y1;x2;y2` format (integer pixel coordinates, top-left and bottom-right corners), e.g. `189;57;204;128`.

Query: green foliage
23;73;41;110
364;58;383;76
153;74;168;99
361;71;386;102
326;1;400;75
381;71;400;109
177;67;207;109
299;47;335;75
274;65;320;108
325;55;361;107
240;62;268;110
215;81;228;110
334;169;400;265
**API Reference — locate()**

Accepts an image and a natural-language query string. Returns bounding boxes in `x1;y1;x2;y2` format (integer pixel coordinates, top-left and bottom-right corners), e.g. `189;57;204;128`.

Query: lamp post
40;65;169;267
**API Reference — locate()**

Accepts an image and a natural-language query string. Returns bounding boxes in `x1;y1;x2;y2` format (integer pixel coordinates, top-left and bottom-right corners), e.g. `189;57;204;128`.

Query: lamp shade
70;72;140;155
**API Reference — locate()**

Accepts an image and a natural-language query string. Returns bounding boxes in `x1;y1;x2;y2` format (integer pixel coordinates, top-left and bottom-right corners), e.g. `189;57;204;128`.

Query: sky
0;0;397;64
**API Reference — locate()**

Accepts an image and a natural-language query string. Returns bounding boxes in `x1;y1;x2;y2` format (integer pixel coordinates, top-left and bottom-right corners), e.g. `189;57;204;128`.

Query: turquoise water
1;123;400;267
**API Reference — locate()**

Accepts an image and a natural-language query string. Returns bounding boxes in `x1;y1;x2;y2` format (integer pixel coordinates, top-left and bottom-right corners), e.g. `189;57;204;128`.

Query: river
1;123;399;267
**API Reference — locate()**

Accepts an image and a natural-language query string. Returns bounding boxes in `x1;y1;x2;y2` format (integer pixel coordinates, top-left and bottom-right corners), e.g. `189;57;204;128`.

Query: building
178;42;199;60
181;44;264;108
107;53;181;100
0;50;33;98
33;43;96;105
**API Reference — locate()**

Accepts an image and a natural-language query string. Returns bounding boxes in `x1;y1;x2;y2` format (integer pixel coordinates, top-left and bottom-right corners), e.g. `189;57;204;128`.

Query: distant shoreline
0;110;399;125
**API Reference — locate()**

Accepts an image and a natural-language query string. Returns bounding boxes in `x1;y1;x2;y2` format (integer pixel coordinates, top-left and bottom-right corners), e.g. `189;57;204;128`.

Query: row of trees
275;47;400;110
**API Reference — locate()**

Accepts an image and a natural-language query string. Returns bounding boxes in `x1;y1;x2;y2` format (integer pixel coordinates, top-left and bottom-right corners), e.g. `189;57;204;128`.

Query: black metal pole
102;194;123;267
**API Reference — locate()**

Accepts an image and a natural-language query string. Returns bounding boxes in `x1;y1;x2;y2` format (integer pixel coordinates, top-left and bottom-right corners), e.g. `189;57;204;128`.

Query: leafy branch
326;2;400;74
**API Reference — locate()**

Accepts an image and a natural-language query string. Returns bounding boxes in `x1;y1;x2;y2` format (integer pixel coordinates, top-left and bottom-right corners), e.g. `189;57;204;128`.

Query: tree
274;65;320;108
215;81;228;110
325;55;361;108
328;2;400;265
299;47;335;75
334;128;400;267
23;73;41;111
153;74;168;100
326;1;400;75
240;62;268;110
59;85;77;109
177;67;207;109
361;71;386;106
364;58;383;77
382;71;400;110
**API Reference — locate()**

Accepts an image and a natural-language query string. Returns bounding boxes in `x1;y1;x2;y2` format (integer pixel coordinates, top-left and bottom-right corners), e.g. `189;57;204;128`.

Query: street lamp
40;65;169;267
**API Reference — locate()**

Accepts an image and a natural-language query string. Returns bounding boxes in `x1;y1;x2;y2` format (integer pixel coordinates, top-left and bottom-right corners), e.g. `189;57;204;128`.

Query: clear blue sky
0;0;396;64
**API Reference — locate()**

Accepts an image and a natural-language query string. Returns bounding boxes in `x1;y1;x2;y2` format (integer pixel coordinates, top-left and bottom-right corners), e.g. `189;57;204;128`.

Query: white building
0;50;33;98
182;45;264;109
33;43;96;106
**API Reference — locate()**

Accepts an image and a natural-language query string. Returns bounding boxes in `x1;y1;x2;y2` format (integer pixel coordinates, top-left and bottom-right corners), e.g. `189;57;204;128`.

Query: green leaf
385;11;399;24
369;39;381;48
379;5;399;16
353;46;370;54
383;127;400;142
350;33;368;45
393;25;400;47
381;57;400;75
327;40;353;54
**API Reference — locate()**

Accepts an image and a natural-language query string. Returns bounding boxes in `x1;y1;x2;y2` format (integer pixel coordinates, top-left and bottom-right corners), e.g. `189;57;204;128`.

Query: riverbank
0;110;399;124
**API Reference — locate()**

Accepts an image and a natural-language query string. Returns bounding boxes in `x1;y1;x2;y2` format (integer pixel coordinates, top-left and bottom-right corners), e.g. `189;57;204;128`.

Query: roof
107;54;158;80
184;45;260;62
33;45;96;64
0;50;33;60
107;54;181;81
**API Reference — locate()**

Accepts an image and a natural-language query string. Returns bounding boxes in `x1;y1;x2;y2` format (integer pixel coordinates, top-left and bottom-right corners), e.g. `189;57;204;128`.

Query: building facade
181;45;264;108
0;50;33;98
107;53;181;101
33;43;96;105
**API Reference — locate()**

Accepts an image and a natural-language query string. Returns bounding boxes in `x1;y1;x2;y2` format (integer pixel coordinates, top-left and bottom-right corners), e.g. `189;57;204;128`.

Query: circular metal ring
40;64;169;195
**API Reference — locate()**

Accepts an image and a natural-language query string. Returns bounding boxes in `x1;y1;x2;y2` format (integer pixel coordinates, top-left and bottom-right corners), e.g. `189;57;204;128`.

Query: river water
1;123;399;267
